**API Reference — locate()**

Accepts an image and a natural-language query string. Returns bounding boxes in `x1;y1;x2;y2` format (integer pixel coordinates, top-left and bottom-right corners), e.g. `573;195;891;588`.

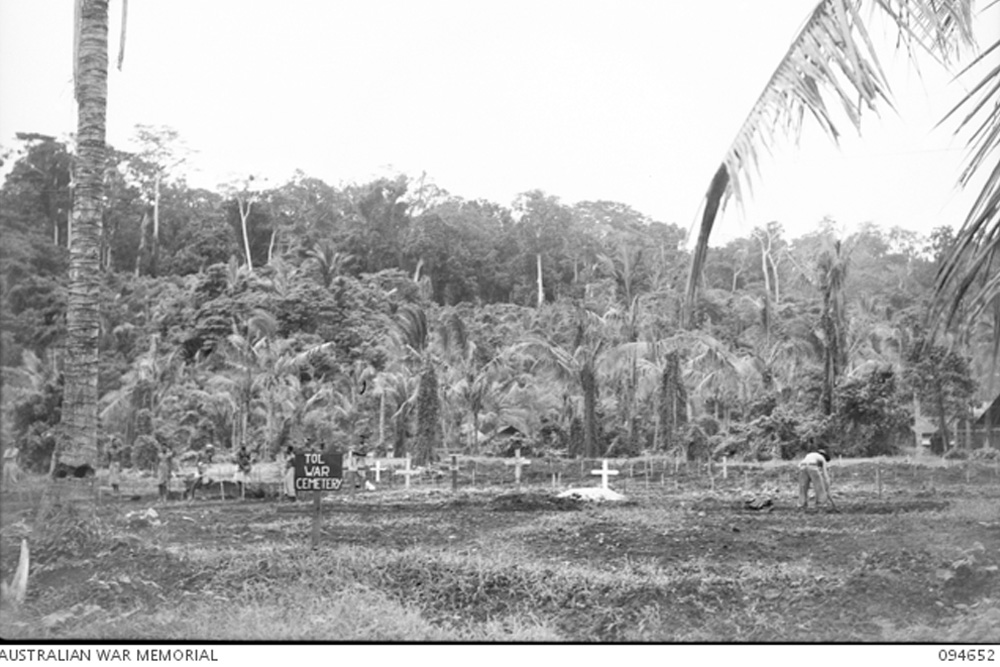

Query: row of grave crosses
343;449;621;491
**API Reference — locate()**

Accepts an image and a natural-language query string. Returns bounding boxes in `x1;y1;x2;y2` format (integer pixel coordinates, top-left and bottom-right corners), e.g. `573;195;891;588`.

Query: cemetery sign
294;452;344;492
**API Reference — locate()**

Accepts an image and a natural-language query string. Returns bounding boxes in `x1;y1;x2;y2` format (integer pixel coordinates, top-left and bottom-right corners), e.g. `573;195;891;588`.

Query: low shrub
969;447;999;461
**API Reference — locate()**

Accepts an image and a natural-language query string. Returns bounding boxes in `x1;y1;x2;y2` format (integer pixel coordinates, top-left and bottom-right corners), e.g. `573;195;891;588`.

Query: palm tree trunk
937;380;950;453
60;0;108;470
581;365;598;458
415;367;439;465
393;413;407;458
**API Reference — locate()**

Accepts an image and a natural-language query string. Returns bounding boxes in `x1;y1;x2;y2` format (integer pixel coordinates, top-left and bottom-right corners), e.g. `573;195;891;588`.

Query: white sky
1;0;997;246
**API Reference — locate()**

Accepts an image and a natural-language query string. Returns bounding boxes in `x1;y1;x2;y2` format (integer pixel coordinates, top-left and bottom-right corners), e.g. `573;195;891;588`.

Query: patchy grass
2;457;999;642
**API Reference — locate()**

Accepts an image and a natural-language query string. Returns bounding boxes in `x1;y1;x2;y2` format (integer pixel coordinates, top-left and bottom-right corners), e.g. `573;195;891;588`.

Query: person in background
234;445;252;500
204;443;215;465
2;444;22;487
157;446;174;503
798;447;831;509
283;445;297;501
184;450;209;500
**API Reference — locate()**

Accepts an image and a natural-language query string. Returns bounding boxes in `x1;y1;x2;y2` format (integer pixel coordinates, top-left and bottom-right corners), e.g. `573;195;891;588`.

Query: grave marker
449;454;460;492
394;455;419;489
505;449;531;487
372;460;385;483
293;451;344;549
722;457;728;480
591;459;619;490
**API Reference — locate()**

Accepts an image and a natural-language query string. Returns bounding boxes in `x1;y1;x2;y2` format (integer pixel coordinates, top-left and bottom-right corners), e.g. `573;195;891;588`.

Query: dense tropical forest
0;128;994;473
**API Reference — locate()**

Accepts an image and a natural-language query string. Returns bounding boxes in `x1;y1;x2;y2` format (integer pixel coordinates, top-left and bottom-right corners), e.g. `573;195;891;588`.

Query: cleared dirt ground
1;457;998;641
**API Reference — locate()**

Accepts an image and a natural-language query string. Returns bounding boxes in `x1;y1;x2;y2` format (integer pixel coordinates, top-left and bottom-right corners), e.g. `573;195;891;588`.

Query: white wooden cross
591;459;620;490
504;449;531;486
372;460;385;483
394;455;419;489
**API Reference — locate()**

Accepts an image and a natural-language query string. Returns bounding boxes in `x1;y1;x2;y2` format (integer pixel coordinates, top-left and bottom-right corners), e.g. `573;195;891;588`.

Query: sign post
294;451;343;549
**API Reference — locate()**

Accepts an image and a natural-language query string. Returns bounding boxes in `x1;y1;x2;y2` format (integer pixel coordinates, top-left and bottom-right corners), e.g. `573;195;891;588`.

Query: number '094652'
938;649;995;662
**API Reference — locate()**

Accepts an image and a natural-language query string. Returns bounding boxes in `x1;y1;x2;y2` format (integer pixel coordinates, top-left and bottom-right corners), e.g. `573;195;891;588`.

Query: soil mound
489;492;583;512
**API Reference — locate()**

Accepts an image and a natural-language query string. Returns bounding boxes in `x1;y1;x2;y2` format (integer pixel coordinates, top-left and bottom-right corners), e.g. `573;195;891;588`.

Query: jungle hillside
1;129;997;473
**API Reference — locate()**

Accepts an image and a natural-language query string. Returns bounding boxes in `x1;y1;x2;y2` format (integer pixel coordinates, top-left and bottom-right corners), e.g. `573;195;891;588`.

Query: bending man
798;447;831;509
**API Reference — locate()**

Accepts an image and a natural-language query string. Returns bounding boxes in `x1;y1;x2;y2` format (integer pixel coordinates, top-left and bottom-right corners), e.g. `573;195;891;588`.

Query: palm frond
685;0;976;326
934;28;1000;329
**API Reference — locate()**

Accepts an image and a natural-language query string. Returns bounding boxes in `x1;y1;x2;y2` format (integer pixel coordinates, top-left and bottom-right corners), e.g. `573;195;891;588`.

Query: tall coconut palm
516;307;612;458
448;354;522;455
817;240;850;415
683;0;994;331
100;335;184;452
391;306;442;464
305;242;354;289
327;361;377;450
373;369;419;458
59;0;109;470
212;310;334;457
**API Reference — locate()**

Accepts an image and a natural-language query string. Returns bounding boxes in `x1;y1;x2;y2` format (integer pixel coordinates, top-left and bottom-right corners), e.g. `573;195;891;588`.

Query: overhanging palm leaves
934;28;1000;337
684;0;982;327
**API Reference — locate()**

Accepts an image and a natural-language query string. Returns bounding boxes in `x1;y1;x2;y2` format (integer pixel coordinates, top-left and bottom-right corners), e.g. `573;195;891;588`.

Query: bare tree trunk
60;0;108;470
237;195;254;271
134;208;149;276
379;392;386;452
472;410;480;455
758;235;772;347
150;172;160;276
536;253;544;308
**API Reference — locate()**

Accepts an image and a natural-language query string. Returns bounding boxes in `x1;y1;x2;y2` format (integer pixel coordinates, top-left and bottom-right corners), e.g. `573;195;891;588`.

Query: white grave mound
557;486;626;502
554;459;627;502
